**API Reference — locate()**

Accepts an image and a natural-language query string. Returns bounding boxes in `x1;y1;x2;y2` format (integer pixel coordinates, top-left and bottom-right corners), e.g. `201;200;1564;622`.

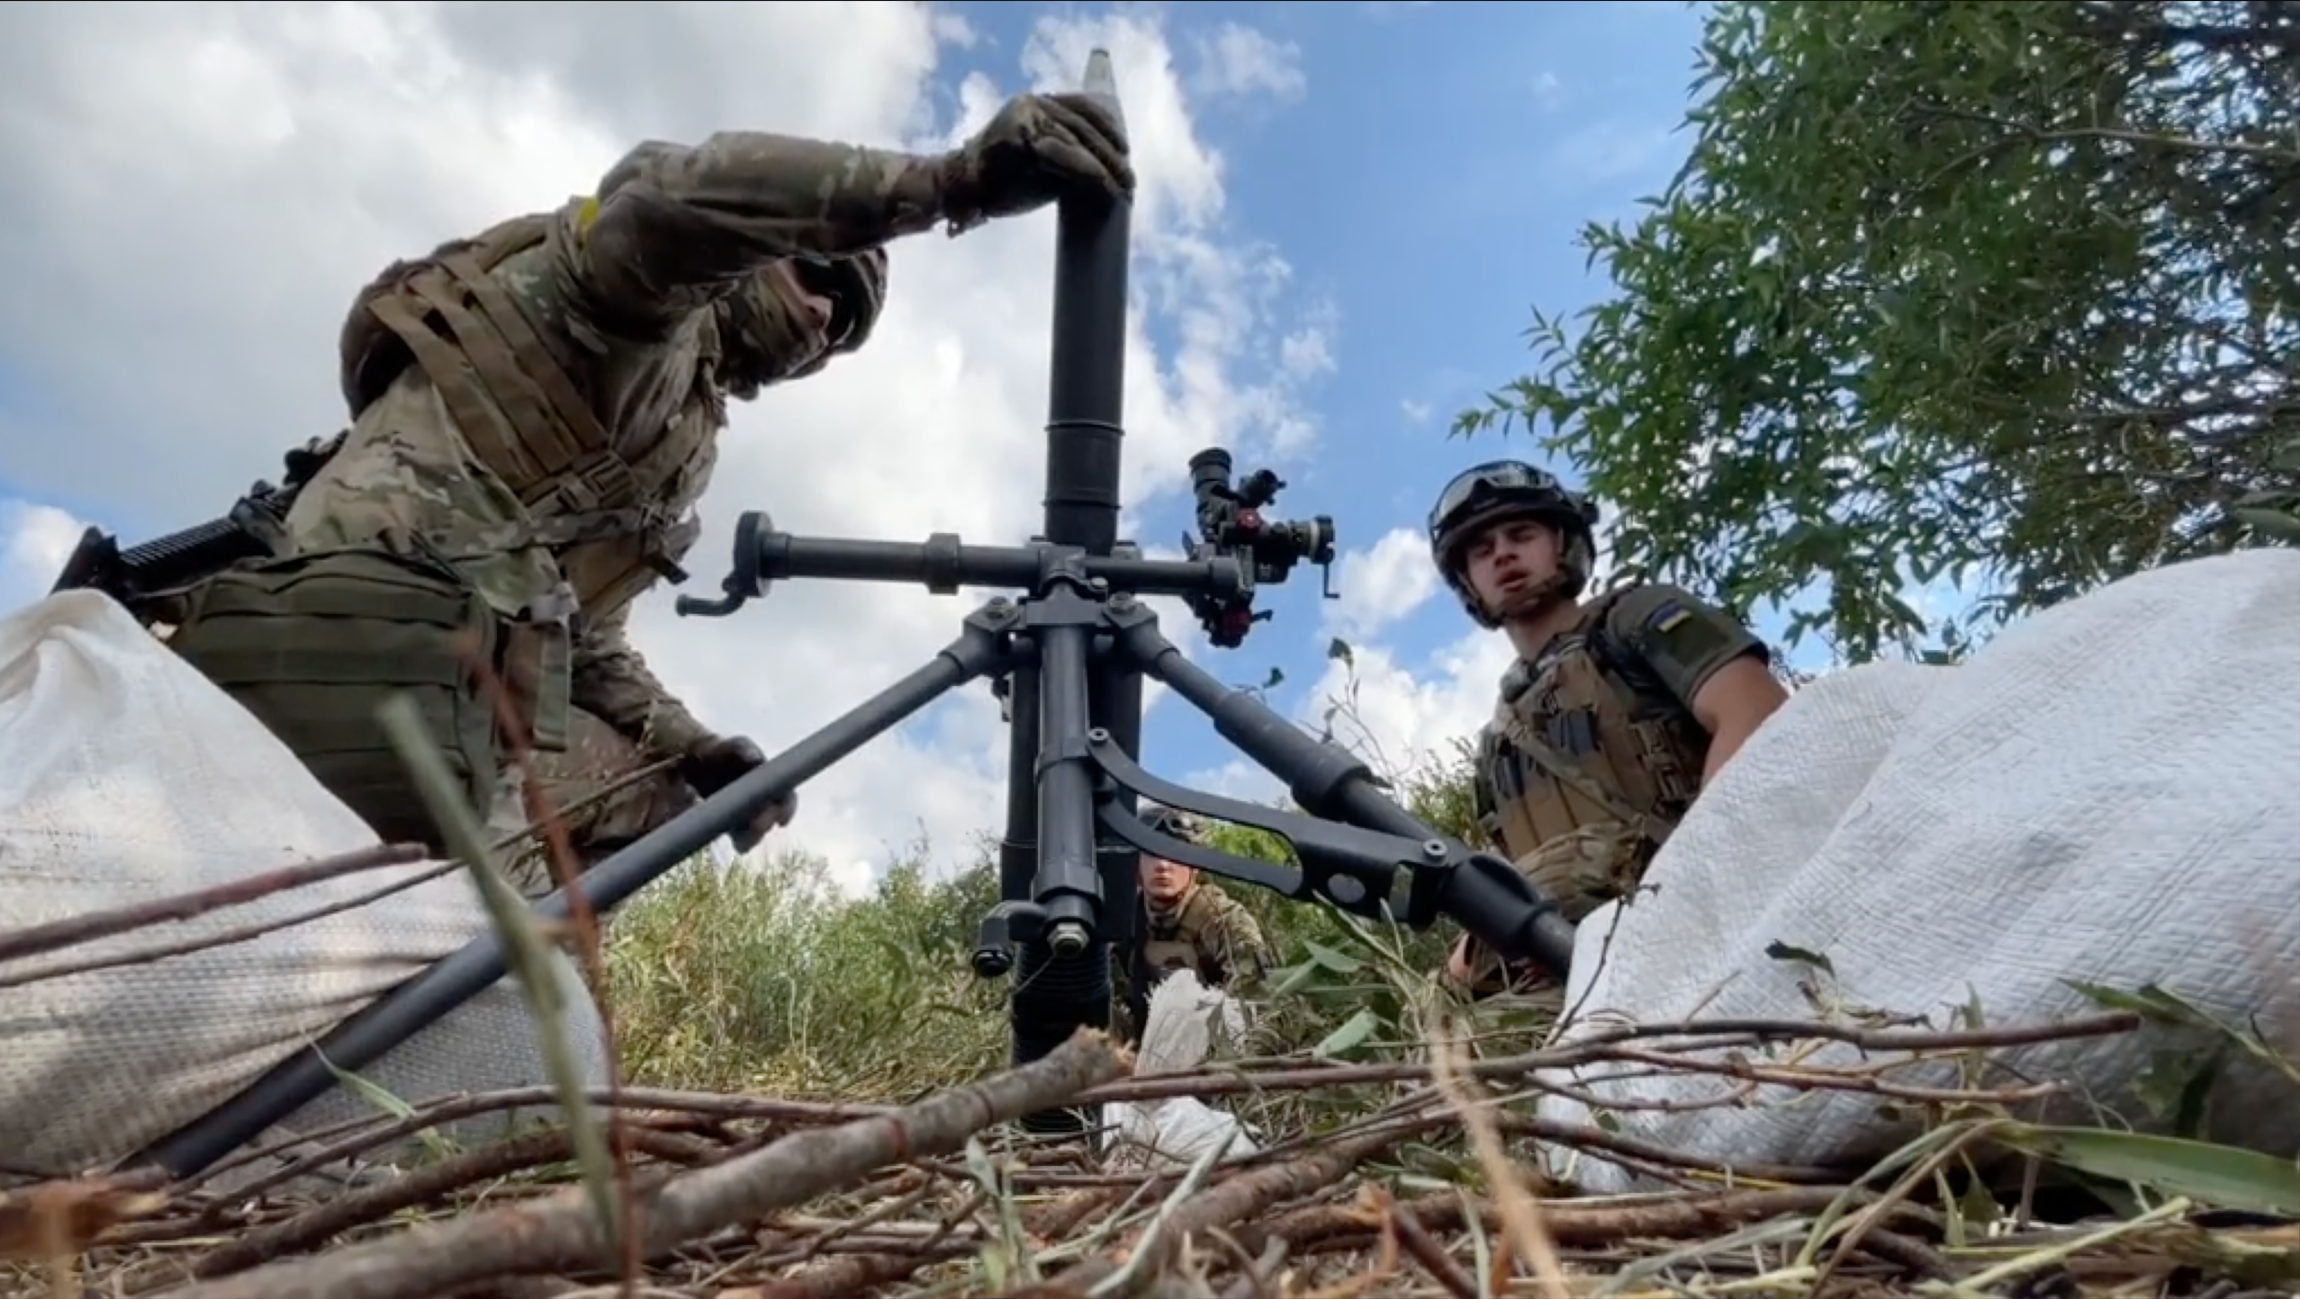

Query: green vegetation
606;841;1011;1097
606;0;2300;1132
603;670;1504;1107
23;7;2300;1296
1456;0;2298;665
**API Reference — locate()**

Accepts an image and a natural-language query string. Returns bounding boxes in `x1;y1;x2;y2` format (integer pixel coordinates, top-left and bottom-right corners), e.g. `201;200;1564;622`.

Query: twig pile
5;720;2294;1299
8;1008;2293;1299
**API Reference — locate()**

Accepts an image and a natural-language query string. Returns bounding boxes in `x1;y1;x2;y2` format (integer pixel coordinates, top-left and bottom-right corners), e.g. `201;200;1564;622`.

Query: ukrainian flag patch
1636;593;1734;674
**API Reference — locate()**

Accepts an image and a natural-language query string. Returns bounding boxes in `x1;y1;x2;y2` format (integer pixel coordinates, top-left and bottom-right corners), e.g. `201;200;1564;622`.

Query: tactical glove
679;733;798;854
940;92;1135;234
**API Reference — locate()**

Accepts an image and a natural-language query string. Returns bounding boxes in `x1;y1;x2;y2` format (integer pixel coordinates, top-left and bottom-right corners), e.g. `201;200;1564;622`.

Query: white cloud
1324;526;1439;643
1190;23;1307;104
0;2;1334;888
1305;627;1511;787
832;858;880;901
0;501;88;614
1193;613;1512;809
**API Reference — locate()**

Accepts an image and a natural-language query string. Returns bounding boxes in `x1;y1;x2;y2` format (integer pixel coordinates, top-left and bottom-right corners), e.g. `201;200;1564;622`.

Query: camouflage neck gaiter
716;275;822;400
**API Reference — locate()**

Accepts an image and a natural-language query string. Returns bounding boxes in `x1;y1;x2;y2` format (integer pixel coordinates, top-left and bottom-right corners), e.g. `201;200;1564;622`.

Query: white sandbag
0;589;606;1183
1107;969;1260;1166
1533;549;2300;1194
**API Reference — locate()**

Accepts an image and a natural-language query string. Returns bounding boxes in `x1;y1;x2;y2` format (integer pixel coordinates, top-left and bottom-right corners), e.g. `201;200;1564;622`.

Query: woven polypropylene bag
1532;550;2300;1193
0;590;605;1182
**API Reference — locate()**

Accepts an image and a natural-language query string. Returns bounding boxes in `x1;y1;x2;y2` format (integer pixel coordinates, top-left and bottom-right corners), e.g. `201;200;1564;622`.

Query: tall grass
604;845;1012;1097
601;738;1534;1108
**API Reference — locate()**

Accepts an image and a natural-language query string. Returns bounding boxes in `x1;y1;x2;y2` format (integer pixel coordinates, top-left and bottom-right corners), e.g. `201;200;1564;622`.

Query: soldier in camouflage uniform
1425;461;1789;997
1112;804;1274;1042
163;94;1134;893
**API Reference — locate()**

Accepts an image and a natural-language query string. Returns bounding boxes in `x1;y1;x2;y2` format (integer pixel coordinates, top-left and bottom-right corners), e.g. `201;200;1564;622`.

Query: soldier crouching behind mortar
1111;804;1276;1045
161;96;1134;894
1425;461;1789;1001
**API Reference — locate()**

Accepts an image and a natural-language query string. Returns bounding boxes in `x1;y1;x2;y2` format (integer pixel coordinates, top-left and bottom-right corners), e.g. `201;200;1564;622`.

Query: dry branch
0;843;427;967
1020;1127;1405;1298
150;1029;1129;1299
1072;1010;2143;1106
8;995;2273;1299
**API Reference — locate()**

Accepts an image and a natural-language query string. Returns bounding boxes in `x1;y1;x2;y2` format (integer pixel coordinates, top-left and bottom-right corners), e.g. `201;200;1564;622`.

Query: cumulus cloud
0;502;88;614
1190;23;1307;104
0;1;1334;895
1308;627;1513;782
1324;526;1439;643
1189;616;1512;806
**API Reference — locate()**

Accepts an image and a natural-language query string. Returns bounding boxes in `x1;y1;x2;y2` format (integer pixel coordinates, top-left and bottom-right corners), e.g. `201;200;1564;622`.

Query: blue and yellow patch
1632;592;1737;679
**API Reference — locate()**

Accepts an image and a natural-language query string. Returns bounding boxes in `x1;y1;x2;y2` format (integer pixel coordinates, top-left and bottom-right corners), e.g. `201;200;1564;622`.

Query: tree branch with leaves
1456;0;2298;665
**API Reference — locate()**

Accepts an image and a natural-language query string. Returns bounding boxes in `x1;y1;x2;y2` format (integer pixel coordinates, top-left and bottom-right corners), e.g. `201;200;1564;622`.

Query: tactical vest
335;209;724;630
1142;932;1196;977
168;211;731;849
1472;590;1709;918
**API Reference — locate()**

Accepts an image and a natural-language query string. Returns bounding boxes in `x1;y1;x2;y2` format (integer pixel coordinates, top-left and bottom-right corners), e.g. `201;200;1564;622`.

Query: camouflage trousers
1455;821;1649;1001
483;708;699;898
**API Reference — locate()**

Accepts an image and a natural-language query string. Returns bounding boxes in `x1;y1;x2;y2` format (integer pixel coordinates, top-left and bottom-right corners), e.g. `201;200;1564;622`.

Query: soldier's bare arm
1605;585;1786;781
1686;657;1791;780
568;601;715;762
576;133;952;332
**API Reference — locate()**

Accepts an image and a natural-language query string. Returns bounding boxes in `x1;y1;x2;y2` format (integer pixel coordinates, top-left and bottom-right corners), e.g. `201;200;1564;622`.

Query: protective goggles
1141;805;1202;842
1429;460;1566;533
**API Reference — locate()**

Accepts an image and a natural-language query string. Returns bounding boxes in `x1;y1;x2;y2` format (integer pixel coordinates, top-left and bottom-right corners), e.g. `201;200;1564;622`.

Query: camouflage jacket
281;130;951;759
1138;881;1274;992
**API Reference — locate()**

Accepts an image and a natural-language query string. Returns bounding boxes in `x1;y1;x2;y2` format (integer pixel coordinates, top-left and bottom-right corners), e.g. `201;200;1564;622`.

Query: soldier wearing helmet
1426;460;1788;997
1112;803;1274;1043
163;95;1134;889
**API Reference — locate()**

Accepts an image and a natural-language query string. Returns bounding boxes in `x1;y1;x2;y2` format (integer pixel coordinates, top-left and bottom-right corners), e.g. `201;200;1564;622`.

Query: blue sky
0;0;1778;873
932;0;1731;789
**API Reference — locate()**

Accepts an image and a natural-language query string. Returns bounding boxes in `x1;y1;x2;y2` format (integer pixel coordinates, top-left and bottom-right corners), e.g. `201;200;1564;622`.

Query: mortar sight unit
129;48;1580;1178
1182;447;1337;649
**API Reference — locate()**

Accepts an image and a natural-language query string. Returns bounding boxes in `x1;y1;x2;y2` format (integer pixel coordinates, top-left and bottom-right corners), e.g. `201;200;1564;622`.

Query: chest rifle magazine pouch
165;544;504;849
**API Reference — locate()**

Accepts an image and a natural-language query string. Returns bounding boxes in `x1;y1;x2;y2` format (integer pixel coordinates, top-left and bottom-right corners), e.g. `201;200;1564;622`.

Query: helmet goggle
1430;460;1570;533
1141;804;1202;843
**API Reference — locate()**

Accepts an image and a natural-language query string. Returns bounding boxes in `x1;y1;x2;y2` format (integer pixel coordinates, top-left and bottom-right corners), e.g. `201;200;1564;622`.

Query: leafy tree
1456;0;2298;663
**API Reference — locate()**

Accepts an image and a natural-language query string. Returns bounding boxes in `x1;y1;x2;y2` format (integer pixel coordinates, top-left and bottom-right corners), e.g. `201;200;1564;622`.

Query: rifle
129;50;1579;1178
49;431;346;618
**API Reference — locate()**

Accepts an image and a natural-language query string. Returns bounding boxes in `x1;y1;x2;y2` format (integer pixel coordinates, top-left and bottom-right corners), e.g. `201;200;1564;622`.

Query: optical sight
1184;447;1338;648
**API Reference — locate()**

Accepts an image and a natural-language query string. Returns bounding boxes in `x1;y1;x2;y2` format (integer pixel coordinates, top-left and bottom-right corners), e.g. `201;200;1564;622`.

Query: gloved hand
1444;933;1541;1000
940;92;1135;234
679;733;798;854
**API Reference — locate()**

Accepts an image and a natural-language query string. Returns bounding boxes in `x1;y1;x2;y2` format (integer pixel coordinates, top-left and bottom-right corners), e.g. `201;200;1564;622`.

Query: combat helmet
1137;801;1205;844
1427;459;1600;628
